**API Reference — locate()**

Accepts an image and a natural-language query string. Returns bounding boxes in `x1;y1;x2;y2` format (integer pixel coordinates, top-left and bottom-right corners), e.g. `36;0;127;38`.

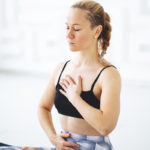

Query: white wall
0;0;150;81
0;0;150;149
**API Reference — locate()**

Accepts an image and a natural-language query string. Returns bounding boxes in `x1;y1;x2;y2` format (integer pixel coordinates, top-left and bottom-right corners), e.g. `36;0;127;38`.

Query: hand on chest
60;69;102;101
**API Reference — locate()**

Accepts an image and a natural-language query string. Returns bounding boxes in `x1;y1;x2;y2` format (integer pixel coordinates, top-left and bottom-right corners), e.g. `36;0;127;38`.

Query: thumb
60;133;70;138
78;75;82;89
78;75;82;84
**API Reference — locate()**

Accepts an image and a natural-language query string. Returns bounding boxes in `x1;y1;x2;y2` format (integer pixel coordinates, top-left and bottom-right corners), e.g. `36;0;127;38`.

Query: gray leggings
0;131;114;150
59;130;114;150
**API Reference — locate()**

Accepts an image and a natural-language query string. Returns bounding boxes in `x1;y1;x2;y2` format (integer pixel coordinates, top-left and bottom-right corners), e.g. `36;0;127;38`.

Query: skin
36;8;122;150
22;147;38;150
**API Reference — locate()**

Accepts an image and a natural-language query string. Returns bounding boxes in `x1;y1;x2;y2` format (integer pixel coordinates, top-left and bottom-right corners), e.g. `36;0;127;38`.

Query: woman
38;0;121;150
0;1;121;150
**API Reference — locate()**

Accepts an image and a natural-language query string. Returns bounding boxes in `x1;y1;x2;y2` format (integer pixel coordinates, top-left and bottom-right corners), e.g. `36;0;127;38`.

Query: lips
68;41;75;44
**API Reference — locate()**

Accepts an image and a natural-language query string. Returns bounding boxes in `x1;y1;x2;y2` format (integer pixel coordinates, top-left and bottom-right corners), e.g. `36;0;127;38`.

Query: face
65;8;97;52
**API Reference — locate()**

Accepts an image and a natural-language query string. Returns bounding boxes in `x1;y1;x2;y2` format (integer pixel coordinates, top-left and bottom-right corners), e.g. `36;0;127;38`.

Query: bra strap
57;60;70;85
91;65;117;91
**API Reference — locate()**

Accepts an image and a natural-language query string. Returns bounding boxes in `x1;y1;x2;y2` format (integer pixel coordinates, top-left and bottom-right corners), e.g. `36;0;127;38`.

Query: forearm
72;95;112;135
38;106;57;142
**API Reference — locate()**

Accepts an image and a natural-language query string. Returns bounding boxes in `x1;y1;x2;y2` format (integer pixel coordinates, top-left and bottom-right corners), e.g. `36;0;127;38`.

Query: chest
59;68;102;100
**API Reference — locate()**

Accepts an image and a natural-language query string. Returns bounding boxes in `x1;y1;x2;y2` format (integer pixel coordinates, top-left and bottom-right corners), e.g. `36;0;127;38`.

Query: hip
60;130;114;150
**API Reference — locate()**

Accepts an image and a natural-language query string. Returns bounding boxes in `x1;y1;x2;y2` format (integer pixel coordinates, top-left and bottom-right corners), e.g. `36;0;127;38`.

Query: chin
69;48;79;52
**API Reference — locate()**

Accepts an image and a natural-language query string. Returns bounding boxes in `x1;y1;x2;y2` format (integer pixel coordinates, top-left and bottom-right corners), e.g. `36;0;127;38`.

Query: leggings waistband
61;130;111;145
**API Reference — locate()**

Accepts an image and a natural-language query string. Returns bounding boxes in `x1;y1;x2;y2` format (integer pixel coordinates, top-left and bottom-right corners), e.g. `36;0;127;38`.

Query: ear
94;25;103;39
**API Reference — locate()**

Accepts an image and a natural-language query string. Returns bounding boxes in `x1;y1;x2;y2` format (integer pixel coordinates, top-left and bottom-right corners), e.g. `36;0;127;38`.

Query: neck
71;47;100;68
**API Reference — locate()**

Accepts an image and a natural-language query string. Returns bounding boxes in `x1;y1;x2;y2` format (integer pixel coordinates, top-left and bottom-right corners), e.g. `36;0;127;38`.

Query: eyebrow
65;23;81;26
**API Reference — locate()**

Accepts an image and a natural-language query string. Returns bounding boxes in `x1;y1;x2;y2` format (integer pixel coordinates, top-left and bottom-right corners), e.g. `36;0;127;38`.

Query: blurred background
0;0;150;149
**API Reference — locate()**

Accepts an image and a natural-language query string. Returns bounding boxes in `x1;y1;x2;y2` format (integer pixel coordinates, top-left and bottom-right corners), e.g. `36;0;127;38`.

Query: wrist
49;134;58;145
49;133;57;141
70;94;81;106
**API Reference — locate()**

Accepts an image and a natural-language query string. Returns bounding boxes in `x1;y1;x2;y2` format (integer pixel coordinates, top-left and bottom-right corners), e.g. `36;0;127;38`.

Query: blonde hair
71;0;112;59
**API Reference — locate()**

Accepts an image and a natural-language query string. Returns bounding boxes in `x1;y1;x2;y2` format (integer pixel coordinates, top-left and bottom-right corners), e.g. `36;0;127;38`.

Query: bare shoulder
100;64;122;90
44;61;67;89
38;61;67;110
100;58;112;66
53;61;68;86
100;58;121;80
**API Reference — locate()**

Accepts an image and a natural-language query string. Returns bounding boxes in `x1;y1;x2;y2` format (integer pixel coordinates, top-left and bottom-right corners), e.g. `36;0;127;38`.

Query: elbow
37;105;42;120
37;104;42;115
37;105;50;119
98;126;113;136
96;118;116;136
99;129;111;136
38;104;51;113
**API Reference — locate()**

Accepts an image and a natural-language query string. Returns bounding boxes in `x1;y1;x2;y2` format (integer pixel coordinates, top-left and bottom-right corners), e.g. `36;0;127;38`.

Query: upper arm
100;67;122;129
38;62;65;111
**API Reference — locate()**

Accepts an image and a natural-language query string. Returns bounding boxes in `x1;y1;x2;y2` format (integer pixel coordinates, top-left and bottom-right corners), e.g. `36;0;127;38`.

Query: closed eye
66;28;80;32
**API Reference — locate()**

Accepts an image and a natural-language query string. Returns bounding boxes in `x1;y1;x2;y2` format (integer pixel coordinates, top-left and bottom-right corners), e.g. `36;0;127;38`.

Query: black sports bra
54;60;117;119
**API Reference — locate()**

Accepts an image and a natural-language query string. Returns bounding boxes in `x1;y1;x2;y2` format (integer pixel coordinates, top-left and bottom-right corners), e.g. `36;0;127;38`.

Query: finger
59;81;67;90
59;89;67;97
63;141;80;148
65;75;76;84
61;78;70;86
64;147;76;150
77;75;82;85
60;133;70;138
22;147;38;150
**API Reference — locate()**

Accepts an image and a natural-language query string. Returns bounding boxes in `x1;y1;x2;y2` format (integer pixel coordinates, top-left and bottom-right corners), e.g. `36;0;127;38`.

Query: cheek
76;32;92;44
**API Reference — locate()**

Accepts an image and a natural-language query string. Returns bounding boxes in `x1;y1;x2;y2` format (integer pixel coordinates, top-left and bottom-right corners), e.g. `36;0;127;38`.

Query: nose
66;28;74;39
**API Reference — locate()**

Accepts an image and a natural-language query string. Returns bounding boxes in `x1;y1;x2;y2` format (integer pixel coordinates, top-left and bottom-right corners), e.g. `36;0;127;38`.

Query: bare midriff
59;114;109;137
56;58;112;138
